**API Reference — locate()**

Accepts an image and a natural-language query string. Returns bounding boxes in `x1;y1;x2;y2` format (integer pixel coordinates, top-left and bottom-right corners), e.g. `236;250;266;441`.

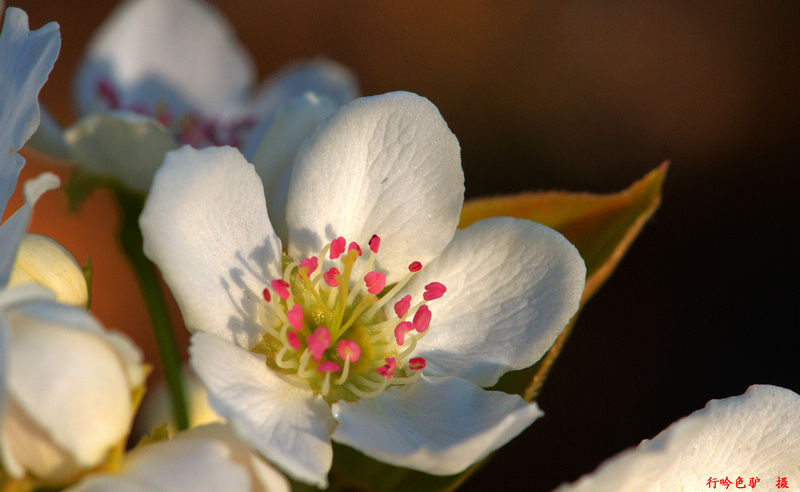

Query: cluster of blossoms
0;5;288;491
2;0;799;491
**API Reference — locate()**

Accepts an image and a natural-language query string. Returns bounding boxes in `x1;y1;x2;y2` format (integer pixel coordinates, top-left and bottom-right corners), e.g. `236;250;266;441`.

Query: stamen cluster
253;235;445;404
95;78;255;147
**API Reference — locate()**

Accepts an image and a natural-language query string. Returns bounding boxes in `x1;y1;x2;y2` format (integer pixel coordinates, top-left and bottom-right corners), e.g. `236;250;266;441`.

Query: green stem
115;188;189;431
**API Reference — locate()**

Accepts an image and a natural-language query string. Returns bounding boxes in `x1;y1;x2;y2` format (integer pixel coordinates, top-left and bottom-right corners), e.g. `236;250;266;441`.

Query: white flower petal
402;217;586;387
0;7;60;213
0;173;59;287
3;397;83;482
140;146;282;348
70;439;249;492
7;294;102;334
246;92;338;241
190;333;335;488
74;0;254;117
63;111;179;193
7;310;133;468
100;331;146;390
332;376;542;475
555;385;800;492
8;299;144;390
251;58;359;123
173;424;292;492
286;91;464;283
0;315;19;478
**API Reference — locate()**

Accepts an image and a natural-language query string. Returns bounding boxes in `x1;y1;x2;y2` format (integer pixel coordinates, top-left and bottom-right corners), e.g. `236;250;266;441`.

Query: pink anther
408;261;422;272
287;304;303;331
330;237;346;259
423;282;447;301
262;288;271;302
408;357;426;370
286;331;301;350
394;295;412;318
299;257;318;277
348;241;362;256
337;340;361;363
376;357;396;378
364;271;386;294
96;79;120;109
316;361;341;373
323;267;340;287
368;234;381;253
271;279;291;300
394;321;415;345
412;304;432;333
307;327;331;362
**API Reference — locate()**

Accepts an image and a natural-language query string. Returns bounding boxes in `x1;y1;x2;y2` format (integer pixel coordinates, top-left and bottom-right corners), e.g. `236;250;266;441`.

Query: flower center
250;235;445;404
95;78;256;148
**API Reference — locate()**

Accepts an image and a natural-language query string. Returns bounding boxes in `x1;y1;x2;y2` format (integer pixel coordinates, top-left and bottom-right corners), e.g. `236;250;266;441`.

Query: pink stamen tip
286;331;301;350
376;357;396;378
307;327;331;362
423;282;447;301
130;103;150;116
368;234;381;253
271;279;291;300
262;288;271;302
316;361;341;373
299;257;319;277
413;304;432;333
330;237;346;259
348;241;362;256
96;79;120;108
394;295;412;318
287;304;304;331
409;357;426;370
408;261;422;272
337;340;361;363
394;321;414;346
323;267;340;287
364;271;386;295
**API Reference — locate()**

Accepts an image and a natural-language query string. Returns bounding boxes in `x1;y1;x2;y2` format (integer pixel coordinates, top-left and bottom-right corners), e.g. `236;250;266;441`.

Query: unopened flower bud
9;233;89;308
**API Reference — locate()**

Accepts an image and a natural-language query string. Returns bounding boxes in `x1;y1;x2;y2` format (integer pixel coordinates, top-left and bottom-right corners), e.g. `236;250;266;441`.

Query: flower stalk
115;187;189;430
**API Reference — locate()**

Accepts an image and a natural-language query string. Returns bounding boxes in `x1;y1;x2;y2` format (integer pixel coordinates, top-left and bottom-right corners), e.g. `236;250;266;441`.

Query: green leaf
135;422;172;448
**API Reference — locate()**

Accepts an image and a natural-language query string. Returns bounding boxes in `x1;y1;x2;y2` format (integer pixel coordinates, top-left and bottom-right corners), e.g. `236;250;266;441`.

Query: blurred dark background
11;1;800;490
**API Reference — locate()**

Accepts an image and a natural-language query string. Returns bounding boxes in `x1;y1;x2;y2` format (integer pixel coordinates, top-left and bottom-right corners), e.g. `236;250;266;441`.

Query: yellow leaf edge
524;162;668;401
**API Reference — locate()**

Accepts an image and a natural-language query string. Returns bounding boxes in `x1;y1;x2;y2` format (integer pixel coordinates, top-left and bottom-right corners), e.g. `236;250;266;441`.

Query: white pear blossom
69;424;290;492
29;0;358;193
1;9;145;486
140;91;587;487
554;384;800;492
